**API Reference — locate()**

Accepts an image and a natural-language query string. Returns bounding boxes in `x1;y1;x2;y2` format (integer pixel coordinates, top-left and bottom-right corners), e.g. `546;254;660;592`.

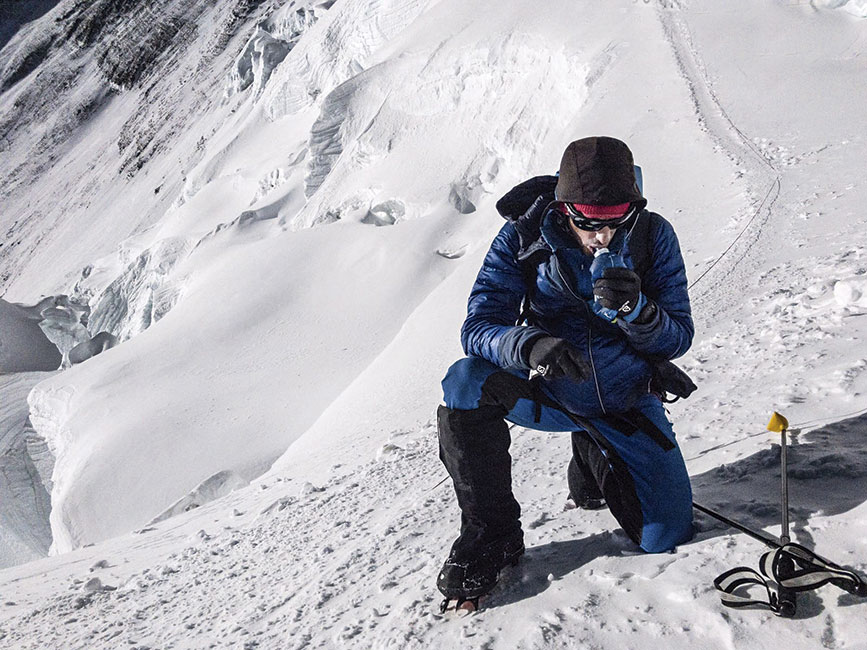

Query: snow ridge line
655;1;783;321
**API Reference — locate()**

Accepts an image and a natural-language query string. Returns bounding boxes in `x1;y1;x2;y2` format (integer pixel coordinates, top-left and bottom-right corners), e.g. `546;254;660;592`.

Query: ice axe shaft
767;410;791;544
691;501;780;549
780;427;790;544
768;411;796;616
694;412;795;552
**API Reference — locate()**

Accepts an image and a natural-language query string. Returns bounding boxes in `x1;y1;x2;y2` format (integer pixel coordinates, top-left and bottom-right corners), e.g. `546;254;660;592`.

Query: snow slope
2;0;867;648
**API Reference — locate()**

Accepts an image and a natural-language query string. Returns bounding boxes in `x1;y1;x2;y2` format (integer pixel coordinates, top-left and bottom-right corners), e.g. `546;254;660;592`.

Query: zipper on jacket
582;301;607;415
553;257;607;415
543;215;645;416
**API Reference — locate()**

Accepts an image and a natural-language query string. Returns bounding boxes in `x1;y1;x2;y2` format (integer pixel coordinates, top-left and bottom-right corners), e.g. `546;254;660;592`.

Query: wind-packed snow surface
1;0;867;647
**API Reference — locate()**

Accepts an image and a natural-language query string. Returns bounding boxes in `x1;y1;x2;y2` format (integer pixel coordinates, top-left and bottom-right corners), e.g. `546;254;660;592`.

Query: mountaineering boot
568;431;607;510
437;531;525;603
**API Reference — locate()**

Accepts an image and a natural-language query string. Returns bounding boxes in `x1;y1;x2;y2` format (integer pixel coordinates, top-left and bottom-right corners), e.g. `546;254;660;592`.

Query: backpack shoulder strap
625;209;654;278
511;201;554;325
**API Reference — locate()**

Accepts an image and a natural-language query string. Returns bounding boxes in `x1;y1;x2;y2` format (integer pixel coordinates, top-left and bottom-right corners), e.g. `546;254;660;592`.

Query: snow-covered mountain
2;0;867;647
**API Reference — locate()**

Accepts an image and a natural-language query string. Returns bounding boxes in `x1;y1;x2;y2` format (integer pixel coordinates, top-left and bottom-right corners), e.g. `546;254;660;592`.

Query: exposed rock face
0;0;62;51
0;0;275;296
95;2;204;90
47;0;212;91
62;0;141;49
0;32;55;93
211;0;268;54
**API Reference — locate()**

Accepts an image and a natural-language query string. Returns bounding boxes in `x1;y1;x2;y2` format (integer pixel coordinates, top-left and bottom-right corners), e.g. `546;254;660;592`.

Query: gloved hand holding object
527;336;591;382
593;266;647;323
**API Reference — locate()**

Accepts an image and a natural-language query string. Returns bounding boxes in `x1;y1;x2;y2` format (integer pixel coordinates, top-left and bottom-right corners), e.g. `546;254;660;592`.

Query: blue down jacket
460;208;693;417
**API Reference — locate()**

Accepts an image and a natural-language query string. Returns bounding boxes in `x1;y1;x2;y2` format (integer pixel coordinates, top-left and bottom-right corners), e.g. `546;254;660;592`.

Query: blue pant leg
442;358;692;552
442;357;512;410
442;357;577;431
586;394;693;552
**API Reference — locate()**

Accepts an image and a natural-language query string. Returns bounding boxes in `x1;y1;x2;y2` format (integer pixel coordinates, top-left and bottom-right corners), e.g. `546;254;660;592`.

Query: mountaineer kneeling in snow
437;136;696;609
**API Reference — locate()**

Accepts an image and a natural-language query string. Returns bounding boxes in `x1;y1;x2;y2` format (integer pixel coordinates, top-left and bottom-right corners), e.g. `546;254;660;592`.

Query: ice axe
767;411;796;617
697;412;797;616
699;411;867;616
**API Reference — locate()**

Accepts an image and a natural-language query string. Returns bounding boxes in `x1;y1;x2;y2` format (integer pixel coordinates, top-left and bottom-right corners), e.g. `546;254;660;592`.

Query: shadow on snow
483;413;867;617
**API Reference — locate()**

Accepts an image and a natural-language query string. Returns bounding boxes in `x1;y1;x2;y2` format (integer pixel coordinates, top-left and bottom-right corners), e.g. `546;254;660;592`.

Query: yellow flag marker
767;411;789;433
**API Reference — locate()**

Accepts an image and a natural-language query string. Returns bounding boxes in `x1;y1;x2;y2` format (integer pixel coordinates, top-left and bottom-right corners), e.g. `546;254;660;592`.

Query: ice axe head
767;411;789;433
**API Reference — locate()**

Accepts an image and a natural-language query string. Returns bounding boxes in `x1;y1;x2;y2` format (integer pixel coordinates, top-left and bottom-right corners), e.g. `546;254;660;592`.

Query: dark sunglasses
558;202;639;231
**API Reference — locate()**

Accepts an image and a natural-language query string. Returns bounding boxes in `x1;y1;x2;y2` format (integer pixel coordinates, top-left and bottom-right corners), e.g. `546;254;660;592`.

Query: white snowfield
1;0;867;647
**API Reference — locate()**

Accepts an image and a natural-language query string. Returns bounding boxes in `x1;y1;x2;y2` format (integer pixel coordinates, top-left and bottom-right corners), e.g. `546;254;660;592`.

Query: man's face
567;219;617;255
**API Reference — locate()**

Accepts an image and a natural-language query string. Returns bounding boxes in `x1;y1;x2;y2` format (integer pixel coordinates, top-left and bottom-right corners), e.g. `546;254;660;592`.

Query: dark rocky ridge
61;0;141;48
0;0;63;51
0;33;55;93
96;2;202;90
209;0;269;55
0;0;275;295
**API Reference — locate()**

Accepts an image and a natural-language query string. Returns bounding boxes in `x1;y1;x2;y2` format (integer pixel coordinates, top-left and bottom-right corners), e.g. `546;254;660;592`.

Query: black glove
527;337;591;382
593;267;644;318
